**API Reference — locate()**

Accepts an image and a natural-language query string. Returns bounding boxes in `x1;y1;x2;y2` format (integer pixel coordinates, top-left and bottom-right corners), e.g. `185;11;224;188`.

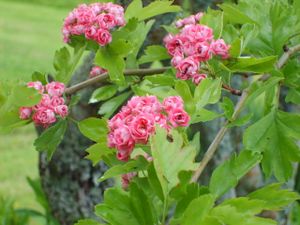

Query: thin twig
65;66;242;95
65;67;171;95
190;43;300;183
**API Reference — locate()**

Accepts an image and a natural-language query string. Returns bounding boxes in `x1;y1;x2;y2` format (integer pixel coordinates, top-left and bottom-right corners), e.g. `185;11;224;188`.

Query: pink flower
89;66;107;78
27;81;44;94
192;73;207;85
46;82;65;97
19;107;32;120
50;96;65;107
130;115;155;144
168;108;190;128
32;108;56;127
121;172;137;189
165;35;185;56
182;25;213;42
96;29;112;46
54;105;69;118
194;42;211;61
176;56;199;80
85;26;97;40
163;96;184;112
33;94;52;110
62;2;125;45
211;39;230;59
113;126;135;159
96;13;116;29
171;54;184;67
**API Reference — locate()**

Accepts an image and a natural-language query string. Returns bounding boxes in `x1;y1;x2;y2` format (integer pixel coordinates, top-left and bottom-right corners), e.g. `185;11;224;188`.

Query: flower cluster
107;95;190;161
62;3;125;45
19;81;68;127
164;13;230;84
89;66;107;78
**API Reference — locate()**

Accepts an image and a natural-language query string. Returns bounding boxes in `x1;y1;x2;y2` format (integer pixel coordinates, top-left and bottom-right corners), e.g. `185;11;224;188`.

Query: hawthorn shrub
1;0;300;224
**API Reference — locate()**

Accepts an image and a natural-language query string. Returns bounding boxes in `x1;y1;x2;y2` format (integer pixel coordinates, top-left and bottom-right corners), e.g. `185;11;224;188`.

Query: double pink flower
164;12;230;85
19;81;68;127
62;3;125;46
107;96;190;162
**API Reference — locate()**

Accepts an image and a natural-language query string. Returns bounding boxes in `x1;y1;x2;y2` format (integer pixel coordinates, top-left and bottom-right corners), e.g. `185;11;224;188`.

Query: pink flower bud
46;82;65;97
211;39;230;59
19;107;32;120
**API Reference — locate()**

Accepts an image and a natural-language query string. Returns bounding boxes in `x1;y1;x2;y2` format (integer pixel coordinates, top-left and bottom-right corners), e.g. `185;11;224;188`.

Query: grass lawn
0;0;72;224
0;0;70;82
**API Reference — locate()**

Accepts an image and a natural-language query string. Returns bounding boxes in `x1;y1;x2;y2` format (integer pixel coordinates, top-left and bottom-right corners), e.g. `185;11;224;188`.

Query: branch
65;67;170;95
190;90;249;183
65;67;242;95
190;43;300;183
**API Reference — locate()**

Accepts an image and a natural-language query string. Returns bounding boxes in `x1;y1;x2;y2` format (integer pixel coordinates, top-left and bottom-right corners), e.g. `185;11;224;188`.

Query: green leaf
126;0;181;21
229;38;242;58
74;219;104;225
98;91;132;118
55;43;86;84
99;156;149;182
200;8;223;39
248;183;300;210
208;205;276;225
286;88;300;104
209;150;262;198
220;197;266;215
220;3;256;25
243;110;300;181
194;78;222;109
145;74;175;86
246;77;283;105
191;108;222;124
95;188;140;225
95;185;157;225
226;113;252;128
224;56;277;73
31;71;47;84
220;97;234;119
9;85;41;108
138;45;170;64
95;39;133;85
89;85;118;104
181;194;215;225
34;120;68;160
175;80;195;115
78;117;108;143
150;127;198;197
85;143;115;166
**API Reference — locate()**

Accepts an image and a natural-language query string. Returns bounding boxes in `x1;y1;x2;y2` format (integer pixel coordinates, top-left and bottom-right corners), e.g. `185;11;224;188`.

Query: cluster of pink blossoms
164;13;230;85
62;3;125;45
107;95;190;161
89;66;107;78
19;81;68;127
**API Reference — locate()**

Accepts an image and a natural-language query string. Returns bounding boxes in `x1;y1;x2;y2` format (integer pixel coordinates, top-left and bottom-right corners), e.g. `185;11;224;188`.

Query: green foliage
125;0;181;21
150;127;198;197
85;143;114;166
78;117;108;143
97;91;132;118
89;85;118;104
138;45;170;65
209;151;262;198
248;183;300;210
75;219;104;225
244;110;300;181
95;39;132;85
99;156;149;182
95;184;158;225
54;43;86;84
34;119;68;160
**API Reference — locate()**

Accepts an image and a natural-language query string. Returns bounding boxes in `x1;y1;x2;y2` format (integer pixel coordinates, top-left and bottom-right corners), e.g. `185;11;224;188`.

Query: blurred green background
0;0;91;224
